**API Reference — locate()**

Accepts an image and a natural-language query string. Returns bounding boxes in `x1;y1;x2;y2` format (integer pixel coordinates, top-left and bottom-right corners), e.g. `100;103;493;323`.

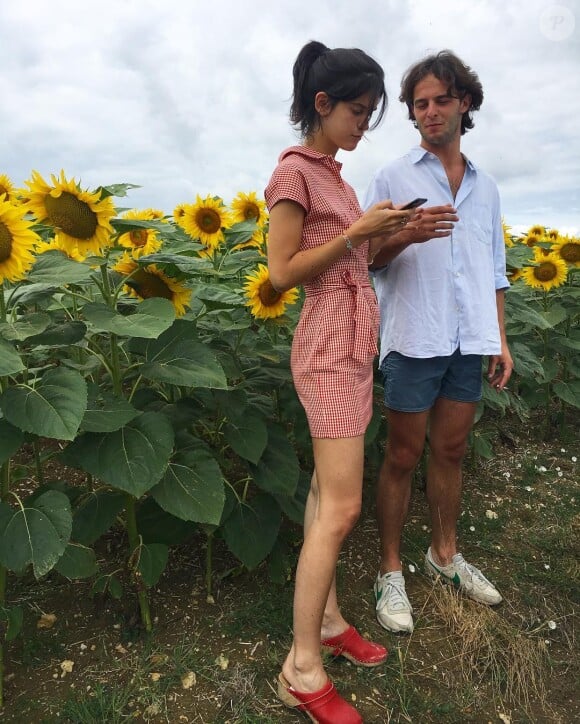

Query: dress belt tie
306;271;378;363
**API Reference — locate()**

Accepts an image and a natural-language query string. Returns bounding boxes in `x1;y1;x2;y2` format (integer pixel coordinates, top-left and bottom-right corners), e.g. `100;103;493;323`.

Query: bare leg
377;409;429;574
304;471;350;639
426;397;477;565
282;435;364;693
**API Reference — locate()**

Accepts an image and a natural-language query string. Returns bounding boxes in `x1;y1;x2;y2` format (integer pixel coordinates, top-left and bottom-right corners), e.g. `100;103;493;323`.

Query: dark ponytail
290;40;387;137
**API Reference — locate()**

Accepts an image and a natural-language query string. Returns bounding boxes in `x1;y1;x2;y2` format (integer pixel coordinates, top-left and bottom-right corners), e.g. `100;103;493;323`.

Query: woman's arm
268;199;411;292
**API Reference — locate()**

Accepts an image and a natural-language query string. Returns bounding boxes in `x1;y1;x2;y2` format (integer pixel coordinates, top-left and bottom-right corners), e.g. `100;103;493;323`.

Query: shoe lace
453;554;489;586
379;575;409;611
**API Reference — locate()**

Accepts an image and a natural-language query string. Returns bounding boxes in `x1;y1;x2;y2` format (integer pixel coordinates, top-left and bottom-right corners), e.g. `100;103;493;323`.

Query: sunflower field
0;171;578;706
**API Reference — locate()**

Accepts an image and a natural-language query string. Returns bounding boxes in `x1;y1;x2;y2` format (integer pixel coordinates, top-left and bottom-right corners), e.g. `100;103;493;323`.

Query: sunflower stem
124;494;152;633
32;439;44;486
0;460;11;709
0;281;6;323
205;532;213;599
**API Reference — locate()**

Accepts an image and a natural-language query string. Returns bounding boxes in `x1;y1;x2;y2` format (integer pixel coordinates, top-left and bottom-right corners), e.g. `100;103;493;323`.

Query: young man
364;50;513;633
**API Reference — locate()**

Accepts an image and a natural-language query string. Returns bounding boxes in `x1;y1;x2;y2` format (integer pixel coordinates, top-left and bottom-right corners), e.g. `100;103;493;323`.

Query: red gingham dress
265;146;379;438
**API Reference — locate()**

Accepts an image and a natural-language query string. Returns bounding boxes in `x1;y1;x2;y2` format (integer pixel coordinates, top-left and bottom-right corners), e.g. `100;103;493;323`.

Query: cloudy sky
1;0;579;233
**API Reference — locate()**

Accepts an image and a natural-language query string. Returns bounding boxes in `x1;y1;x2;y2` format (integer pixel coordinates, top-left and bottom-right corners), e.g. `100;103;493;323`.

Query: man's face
411;73;470;147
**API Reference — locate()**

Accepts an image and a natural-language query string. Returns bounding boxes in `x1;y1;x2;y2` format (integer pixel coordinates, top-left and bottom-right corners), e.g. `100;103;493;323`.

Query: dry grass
429;584;553;718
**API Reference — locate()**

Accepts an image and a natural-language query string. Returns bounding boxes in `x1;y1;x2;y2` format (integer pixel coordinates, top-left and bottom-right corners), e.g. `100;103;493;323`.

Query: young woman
266;41;417;723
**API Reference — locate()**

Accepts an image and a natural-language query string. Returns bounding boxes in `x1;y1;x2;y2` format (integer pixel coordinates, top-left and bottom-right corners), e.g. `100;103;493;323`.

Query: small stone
485;510;498;520
215;653;229;670
150;672;162;682
181;671;196;689
60;660;74;678
37;613;57;629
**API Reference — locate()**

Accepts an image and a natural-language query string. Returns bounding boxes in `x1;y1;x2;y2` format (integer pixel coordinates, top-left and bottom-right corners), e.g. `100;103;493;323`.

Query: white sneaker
424;547;502;606
374;571;414;633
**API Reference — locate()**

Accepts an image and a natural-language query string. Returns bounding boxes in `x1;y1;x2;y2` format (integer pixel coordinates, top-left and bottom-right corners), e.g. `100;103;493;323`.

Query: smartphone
401;197;427;210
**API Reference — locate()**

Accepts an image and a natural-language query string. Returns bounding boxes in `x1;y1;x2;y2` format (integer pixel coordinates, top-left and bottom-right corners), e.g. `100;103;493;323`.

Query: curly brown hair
399;50;483;135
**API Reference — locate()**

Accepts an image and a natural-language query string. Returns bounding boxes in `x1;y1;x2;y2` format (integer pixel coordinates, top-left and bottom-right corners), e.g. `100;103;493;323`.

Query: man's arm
487;289;513;391
369;205;458;269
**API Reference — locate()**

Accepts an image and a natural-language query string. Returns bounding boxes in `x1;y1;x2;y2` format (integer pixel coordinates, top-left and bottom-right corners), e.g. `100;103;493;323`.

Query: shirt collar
409;145;477;172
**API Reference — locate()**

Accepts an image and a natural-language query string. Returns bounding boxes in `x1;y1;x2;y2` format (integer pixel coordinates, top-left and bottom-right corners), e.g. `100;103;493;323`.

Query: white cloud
1;0;578;231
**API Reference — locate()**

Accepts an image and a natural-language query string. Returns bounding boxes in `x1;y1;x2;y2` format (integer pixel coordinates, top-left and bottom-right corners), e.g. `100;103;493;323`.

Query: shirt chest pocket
469;204;493;245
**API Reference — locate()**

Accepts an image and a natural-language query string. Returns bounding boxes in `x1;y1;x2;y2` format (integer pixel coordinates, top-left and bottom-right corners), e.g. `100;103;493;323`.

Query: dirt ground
1;421;578;723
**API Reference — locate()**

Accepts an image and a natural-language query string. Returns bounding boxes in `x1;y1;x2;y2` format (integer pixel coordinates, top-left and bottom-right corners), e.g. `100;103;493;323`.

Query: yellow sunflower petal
552;235;580;268
521;253;568;291
244;263;298;319
0;174;16;204
230;191;268;226
0;197;39;282
177;195;232;248
113;252;191;316
117;209;163;258
23;169;115;256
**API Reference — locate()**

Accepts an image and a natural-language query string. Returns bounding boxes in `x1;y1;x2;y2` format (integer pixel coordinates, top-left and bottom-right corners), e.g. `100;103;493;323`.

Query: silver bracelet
343;234;353;251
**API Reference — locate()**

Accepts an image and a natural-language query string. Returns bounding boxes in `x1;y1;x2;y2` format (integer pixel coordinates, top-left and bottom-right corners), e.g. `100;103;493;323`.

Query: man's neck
420;138;463;170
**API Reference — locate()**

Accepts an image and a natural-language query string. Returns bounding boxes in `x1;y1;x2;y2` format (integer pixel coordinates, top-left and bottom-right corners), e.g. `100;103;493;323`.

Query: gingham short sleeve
264;162;311;214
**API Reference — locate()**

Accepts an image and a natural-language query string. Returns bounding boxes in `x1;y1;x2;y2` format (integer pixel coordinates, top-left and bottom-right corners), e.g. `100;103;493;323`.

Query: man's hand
487;344;513;392
403;204;458;243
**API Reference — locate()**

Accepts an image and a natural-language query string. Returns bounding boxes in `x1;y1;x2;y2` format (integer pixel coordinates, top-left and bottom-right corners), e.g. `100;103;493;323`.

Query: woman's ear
314;91;332;116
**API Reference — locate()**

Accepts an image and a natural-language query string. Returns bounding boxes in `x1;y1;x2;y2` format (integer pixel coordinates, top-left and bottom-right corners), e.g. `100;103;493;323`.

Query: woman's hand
346;200;416;246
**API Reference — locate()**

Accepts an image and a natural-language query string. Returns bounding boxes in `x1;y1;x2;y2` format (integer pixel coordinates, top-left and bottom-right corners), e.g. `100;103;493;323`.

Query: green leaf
222;493;281;569
28;321;87;347
71;490;126;545
136;543;169;587
540;304;568;328
554;333;580;352
27;251;93;284
0;605;24;642
511;341;545;378
134;319;227;389
193;284;245;307
54;543;98;579
8;282;59;307
81;384;139;433
136;498;197;545
0;368;87;440
224;414;267;464
249;425;299;496
92;573;123;599
0;491;72;578
99;183;141;199
83;299;175;338
61;412;174;497
151;442;225;525
0;338;25;375
0;312;51;341
552;381;580;409
0;419;24;465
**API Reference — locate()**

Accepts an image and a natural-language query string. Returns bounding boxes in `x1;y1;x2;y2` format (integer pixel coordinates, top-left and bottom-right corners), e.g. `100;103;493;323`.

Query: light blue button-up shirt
365;146;510;364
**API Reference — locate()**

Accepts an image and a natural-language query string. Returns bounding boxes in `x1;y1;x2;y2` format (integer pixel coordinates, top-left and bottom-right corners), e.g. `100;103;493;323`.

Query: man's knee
384;439;424;475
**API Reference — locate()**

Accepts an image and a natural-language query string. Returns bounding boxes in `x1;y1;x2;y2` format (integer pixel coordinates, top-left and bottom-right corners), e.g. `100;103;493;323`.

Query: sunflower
36;237;85;262
527;224;546;237
502;218;514;247
177;195;232;251
546;228;560;240
522;232;541;248
113;253;191;316
552;235;580;267
507;268;522;283
0;197;39;282
231;191;268;226
23;170;115;257
173;203;188;224
0;173;15;203
244;263;298;319
117;209;163;259
521;253;568;291
532;244;553;260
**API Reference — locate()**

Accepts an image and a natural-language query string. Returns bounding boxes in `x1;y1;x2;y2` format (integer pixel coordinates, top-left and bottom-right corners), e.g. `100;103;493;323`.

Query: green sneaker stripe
428;559;461;587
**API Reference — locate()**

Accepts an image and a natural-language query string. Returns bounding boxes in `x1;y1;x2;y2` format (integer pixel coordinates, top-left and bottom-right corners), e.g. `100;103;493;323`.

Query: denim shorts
380;349;483;412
